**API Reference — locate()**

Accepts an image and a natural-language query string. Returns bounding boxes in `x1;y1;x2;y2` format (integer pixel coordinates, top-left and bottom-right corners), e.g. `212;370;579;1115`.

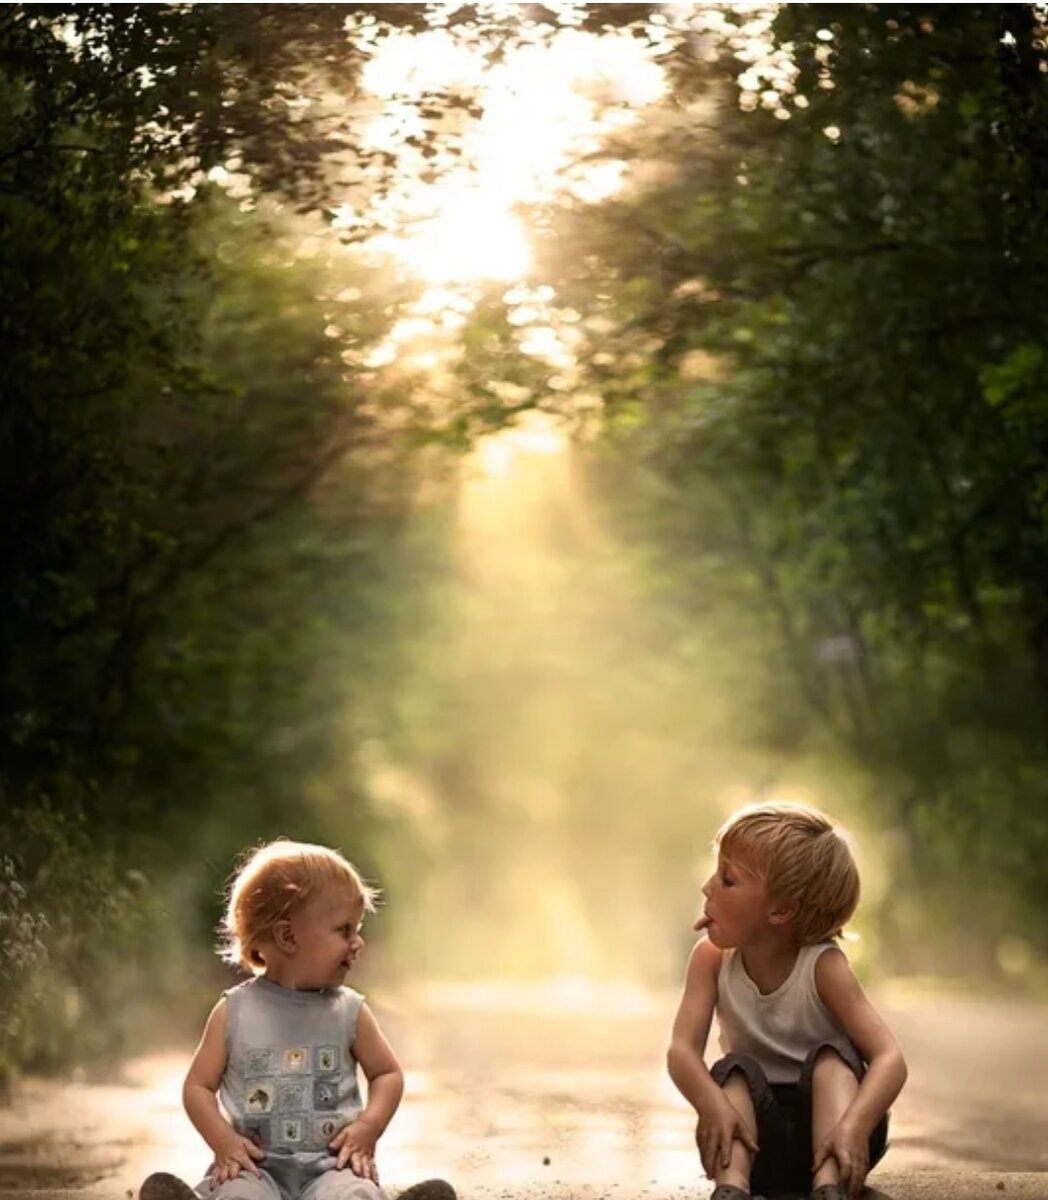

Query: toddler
140;840;453;1200
667;803;907;1200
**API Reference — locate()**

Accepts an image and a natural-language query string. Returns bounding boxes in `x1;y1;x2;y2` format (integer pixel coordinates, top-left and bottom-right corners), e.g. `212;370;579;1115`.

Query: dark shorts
709;1043;889;1195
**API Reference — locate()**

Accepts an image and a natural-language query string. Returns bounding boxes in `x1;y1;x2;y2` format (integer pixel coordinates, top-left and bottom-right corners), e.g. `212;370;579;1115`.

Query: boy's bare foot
395;1180;457;1200
139;1172;198;1200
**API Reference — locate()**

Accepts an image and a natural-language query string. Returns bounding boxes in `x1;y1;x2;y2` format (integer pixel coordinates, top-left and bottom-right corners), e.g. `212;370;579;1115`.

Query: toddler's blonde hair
219;839;379;973
715;802;859;944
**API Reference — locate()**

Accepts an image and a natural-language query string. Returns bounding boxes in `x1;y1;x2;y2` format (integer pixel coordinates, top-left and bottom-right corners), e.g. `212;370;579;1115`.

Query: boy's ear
768;896;799;926
273;919;297;953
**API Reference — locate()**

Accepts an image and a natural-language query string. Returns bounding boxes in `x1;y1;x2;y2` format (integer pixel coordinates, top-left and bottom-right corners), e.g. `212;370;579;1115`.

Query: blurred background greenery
3;2;1048;1088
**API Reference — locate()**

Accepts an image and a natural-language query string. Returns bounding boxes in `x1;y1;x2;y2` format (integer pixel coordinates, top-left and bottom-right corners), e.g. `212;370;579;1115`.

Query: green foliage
0;855;49;1045
7;1;1048;1072
0;5;445;1074
450;4;1048;973
0;799;154;1080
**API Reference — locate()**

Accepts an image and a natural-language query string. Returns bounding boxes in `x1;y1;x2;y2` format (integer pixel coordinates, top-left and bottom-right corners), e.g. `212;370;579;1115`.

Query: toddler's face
288;885;366;990
697;852;774;949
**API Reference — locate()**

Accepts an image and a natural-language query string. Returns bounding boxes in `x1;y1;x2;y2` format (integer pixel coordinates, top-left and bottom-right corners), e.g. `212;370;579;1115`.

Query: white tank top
716;942;854;1083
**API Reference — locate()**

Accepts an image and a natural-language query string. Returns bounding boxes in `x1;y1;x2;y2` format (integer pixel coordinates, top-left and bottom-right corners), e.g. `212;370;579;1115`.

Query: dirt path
1;982;1045;1199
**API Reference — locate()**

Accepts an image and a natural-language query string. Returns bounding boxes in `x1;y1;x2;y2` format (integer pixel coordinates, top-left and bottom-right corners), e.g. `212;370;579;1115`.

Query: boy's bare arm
667;937;724;1109
815;948;908;1135
668;938;759;1174
183;999;263;1178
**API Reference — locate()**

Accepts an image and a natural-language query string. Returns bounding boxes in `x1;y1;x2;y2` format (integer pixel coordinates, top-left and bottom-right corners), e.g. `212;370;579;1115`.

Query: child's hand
695;1095;759;1178
207;1131;265;1184
813;1117;869;1199
328;1116;381;1180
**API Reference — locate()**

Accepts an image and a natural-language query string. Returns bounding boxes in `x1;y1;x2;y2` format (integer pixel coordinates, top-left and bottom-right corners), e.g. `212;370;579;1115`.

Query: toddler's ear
273;920;297;953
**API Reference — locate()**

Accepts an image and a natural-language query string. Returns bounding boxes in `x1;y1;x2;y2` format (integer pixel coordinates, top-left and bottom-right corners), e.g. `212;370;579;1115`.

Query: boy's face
287;885;366;990
698;851;777;949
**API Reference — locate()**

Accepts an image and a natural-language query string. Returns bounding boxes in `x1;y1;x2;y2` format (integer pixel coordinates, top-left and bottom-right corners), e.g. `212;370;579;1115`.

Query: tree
0;3;444;1074
451;4;1048;971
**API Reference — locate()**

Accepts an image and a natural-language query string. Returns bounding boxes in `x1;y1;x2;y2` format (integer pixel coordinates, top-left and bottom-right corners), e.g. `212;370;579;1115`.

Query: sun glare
399;194;532;284
346;16;667;291
475;411;568;479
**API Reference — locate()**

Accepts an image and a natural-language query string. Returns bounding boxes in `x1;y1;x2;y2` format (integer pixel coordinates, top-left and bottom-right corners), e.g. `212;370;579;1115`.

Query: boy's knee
807;1043;861;1088
712;1052;764;1082
812;1046;847;1072
710;1053;773;1113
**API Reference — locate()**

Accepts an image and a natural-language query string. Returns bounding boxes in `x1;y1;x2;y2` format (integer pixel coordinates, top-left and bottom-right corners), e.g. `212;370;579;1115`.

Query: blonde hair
219;839;379;973
715;802;860;945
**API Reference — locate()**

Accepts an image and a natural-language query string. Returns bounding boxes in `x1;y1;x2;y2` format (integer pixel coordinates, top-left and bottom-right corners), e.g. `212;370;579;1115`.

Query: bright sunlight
341;16;667;289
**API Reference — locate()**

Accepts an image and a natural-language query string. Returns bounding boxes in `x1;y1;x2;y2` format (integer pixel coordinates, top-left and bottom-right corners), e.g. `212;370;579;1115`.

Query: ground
0;982;1045;1200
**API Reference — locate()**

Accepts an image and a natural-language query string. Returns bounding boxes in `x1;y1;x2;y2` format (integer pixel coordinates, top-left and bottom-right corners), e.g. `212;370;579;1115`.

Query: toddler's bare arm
328;1002;405;1178
183;1000;264;1180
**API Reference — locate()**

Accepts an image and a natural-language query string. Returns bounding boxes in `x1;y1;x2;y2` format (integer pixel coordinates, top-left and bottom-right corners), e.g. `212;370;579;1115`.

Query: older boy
667;803;907;1200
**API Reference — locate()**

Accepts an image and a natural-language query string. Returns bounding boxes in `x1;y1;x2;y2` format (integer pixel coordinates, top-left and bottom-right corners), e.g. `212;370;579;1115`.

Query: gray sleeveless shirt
220;976;364;1158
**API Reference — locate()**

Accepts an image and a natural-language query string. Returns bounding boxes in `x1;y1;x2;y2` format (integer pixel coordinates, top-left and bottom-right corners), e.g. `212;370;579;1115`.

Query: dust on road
0;981;1045;1200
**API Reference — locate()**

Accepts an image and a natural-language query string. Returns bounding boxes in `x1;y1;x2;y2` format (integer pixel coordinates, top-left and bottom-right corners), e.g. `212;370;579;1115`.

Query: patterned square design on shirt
280;1117;304;1144
277;1078;309;1112
242;1047;273;1077
315;1113;343;1143
314;1044;340;1073
244;1081;276;1114
282;1047;309;1073
243;1118;271;1148
313;1078;339;1110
